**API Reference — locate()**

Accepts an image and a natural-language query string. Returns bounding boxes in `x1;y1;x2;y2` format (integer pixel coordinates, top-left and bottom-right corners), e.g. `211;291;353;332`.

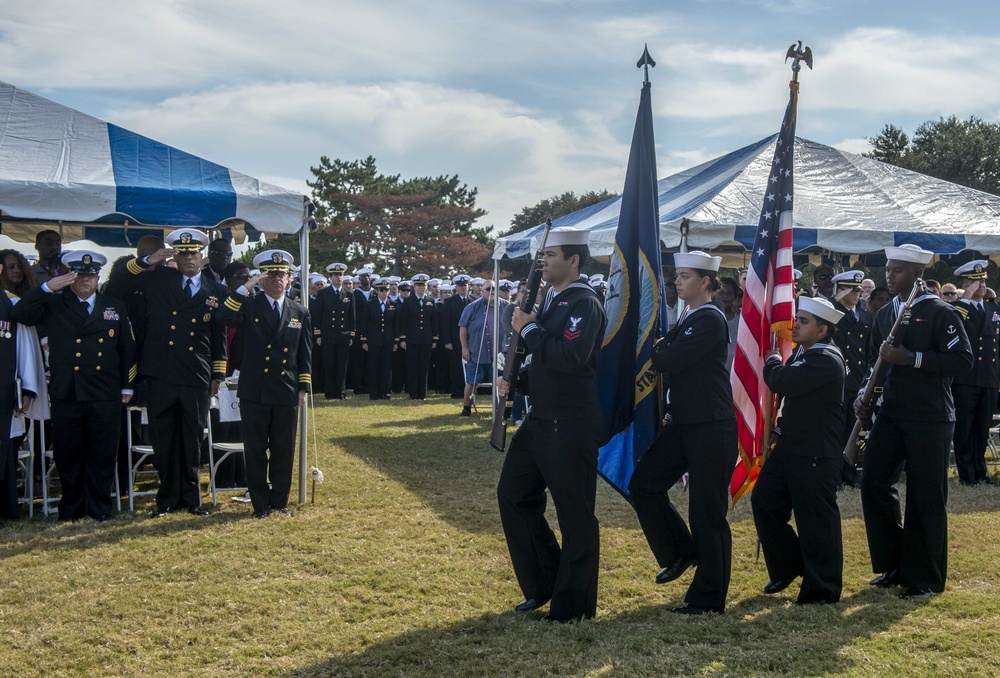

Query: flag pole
760;42;813;464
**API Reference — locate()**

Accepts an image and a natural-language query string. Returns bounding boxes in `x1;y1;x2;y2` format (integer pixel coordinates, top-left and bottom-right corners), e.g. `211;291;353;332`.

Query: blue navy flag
596;81;669;497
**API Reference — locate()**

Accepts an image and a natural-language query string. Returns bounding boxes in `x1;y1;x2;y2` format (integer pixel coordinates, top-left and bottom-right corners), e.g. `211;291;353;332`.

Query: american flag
729;81;799;503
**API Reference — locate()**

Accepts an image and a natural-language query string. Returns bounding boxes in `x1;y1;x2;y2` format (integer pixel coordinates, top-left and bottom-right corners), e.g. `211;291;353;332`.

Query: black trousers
146;378;209;511
51;398;121;520
841;392;861;486
0;438;19;519
367;344;392;399
350;340;368;394
952;384;993;483
628;419;737;612
311;340;325;395
497;415;600;621
446;346;464;398
406;344;433;399
322;341;351;398
391;345;406;393
861;415;952;592
240;400;298;512
751;446;843;603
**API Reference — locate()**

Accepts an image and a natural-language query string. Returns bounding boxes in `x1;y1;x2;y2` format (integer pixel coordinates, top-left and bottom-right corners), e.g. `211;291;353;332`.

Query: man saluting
216;250;312;519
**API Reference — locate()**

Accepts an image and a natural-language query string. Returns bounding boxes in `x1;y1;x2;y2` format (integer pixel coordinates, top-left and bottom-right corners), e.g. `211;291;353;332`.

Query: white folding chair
16;432;33;518
28;418;59;518
207;394;246;506
124;407;157;511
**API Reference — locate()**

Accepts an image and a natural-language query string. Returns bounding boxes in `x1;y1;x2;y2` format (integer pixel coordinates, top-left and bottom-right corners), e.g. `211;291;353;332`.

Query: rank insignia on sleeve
564;316;582;341
288;317;303;329
947;324;956;334
102;308;119;321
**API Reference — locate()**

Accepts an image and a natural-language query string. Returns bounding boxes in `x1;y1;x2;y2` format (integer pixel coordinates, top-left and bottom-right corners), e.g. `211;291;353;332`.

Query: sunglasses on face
943;291;958;297
815;274;833;280
230;273;251;280
209;250;232;257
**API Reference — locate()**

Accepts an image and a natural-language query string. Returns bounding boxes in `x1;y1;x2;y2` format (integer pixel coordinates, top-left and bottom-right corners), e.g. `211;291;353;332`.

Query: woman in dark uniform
628;251;737;615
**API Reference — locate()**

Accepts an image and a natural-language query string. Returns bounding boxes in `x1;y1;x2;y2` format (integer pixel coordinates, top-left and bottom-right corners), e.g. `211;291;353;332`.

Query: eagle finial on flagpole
785;40;813;83
637;44;656;83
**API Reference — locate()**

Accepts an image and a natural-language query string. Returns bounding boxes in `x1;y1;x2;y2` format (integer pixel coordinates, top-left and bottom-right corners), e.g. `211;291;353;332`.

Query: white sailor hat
326;262;348;274
793;269;803;282
955;260;989;280
253;249;295;272
589;274;605;283
546;228;590;247
832;270;865;287
439;283;455;292
166;228;209;252
442;278;452;285
308;273;326;285
355;266;373;276
798;296;845;325
453;274;471;285
388;275;401;284
884;244;934;265
591;280;608;291
470;277;486;286
62;250;107;274
351;276;360;283
673;251;722;272
411;273;430;283
428;278;441;286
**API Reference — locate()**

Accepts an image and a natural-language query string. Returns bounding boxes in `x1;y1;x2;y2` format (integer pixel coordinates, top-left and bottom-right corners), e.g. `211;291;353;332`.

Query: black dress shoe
273;507;293;517
898;587;934;600
94;514;112;522
188;506;209;516
150;508;168;518
763;578;795;594
869;570;899;588
514;595;551;612
656;554;697;584
253;509;269;519
672;603;716;615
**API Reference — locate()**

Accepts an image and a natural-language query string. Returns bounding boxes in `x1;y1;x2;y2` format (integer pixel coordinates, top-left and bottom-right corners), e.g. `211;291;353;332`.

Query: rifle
489;219;552;452
843;278;926;466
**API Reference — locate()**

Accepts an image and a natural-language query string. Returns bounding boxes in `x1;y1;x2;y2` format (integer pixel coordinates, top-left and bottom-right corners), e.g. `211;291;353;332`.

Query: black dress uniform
109;246;227;514
400;294;439;399
753;339;846;603
389;293;407;394
0;293;24;519
628;301;737;613
432;297;451;394
359;292;399;400
216;283;311;515
861;293;973;594
312;285;355;399
832;299;873;485
497;280;607;622
350;287;374;393
950;298;1000;484
441;292;470;398
14;278;137;520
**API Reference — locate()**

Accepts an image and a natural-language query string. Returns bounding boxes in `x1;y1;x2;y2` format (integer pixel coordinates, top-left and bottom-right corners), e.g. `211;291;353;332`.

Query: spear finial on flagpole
784;40;813;83
636;44;656;83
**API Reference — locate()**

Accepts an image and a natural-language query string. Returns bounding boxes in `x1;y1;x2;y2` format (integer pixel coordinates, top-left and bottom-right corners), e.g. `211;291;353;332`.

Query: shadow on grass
284;588;918;677
0;509;247;561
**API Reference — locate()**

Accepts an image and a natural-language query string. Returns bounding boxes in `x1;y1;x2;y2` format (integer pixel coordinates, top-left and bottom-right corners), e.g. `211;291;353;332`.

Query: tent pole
298;218;310;504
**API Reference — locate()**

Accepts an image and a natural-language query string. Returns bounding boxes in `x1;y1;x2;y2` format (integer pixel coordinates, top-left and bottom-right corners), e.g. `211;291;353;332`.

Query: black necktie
80;300;90;315
273;300;281;322
184;279;193;299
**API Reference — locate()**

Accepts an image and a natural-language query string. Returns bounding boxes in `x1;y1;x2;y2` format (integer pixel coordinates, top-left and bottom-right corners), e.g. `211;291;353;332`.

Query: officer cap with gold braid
61;250;107;274
832;270;865;287
253;249;295;272
166;228;210;252
955;260;988;280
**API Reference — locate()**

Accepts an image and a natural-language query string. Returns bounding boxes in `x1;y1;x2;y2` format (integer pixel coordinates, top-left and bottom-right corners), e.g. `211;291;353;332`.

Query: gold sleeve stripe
126;259;145;275
313;329;321;335
224;297;242;312
128;366;138;380
299;375;312;382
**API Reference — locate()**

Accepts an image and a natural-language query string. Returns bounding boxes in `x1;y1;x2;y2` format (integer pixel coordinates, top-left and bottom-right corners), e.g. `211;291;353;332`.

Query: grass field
2;394;999;677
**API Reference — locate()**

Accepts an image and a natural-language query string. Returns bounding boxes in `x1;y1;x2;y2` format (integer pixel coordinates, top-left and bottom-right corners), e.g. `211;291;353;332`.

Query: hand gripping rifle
489;219;552;452
843;278;926;466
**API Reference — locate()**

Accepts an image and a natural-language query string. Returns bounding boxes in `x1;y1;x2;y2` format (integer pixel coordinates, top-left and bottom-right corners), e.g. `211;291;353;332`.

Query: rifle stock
843;279;926;466
489;220;552;451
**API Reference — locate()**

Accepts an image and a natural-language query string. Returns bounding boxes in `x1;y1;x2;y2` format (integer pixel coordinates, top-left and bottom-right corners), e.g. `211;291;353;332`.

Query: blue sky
3;0;1000;241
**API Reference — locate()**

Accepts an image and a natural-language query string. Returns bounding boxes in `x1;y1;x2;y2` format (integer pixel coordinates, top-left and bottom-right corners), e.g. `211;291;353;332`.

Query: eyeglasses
209;250;233;257
942;291;958;297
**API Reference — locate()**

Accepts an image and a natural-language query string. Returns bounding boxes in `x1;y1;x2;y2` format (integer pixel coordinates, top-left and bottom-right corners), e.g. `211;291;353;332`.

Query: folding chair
206;394;246;506
124;407;157;511
28;418;60;517
16;434;33;518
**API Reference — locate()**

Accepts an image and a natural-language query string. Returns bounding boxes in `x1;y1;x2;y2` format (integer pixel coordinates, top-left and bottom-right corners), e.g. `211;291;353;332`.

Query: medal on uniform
108;328;115;338
204;313;211;323
288;317;302;329
0;320;9;338
103;308;119;321
206;295;219;310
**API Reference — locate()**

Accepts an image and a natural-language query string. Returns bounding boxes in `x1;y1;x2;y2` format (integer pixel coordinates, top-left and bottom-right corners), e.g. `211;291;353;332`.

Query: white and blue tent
0;80;313;247
493;135;1000;262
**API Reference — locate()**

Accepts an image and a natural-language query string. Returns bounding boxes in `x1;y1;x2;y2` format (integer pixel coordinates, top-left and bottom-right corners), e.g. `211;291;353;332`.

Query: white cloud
832;137;873;155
